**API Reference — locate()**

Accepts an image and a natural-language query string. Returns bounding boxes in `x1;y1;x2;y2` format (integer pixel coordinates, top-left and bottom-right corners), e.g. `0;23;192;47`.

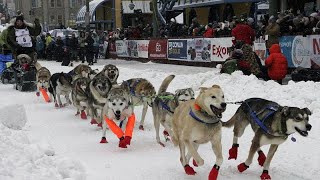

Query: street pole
152;0;158;38
85;0;90;32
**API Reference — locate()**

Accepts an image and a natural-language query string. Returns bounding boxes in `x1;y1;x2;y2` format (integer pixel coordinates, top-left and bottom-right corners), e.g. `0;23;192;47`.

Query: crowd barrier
106;36;320;69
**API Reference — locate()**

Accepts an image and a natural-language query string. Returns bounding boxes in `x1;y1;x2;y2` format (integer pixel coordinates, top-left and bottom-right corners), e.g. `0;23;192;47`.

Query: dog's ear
199;87;208;93
303;107;312;115
212;85;221;89
281;106;290;116
175;89;182;95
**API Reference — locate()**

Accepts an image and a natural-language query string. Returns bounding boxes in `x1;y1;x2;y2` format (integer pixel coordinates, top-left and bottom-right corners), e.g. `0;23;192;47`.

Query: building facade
15;0;87;30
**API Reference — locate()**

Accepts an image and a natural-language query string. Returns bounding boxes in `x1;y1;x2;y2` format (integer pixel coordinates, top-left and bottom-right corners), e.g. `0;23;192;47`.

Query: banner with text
168;39;188;61
210;37;233;62
108;41;117;59
116;40;129;57
148;39;168;60
253;42;267;66
186;38;211;62
309;35;320;69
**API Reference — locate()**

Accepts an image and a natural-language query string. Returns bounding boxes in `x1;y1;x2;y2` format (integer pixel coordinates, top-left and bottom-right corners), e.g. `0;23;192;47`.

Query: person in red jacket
265;44;288;84
231;18;255;45
203;23;215;38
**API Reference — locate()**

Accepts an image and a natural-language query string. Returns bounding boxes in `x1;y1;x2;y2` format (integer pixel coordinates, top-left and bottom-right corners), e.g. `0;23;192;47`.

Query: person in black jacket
55;36;64;62
85;32;94;65
69;33;79;62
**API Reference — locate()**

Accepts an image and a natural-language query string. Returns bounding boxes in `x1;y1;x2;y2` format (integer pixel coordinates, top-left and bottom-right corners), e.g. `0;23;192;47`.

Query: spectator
220;49;244;74
203;23;215;38
265;44;288;84
241;44;262;76
55;36;64;62
264;17;280;49
92;32;100;63
85;32;94;65
79;31;86;63
231;18;255;45
69;33;78;62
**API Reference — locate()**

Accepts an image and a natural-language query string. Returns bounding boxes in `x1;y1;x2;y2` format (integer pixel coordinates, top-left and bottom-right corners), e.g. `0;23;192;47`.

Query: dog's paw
260;170;271;180
75;111;80;116
119;138;127;148
208;165;220;180
184;165;196;175
90;119;98;124
195;158;204;166
258;150;266;166
36;92;40;96
228;144;239;160
80;110;87;119
238;163;249;173
55;103;59;108
139;125;144;130
192;159;198;167
100;137;108;143
97;123;102;128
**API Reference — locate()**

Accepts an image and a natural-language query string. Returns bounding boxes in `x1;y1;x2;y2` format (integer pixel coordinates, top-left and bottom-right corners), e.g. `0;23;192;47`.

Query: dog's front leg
65;94;72;105
139;103;148;130
185;142;199;166
36;83;40;96
56;93;63;107
184;138;204;166
152;106;163;146
260;144;278;180
209;130;223;180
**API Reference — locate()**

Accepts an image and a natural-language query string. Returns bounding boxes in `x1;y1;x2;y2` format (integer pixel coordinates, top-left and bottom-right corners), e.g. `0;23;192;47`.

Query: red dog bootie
36;92;40;96
208;165;220;180
90;119;98;124
228;144;239;160
238;162;249;173
139;125;144;130
258;150;266;166
260;170;271;180
193;159;198;167
124;136;131;145
184;165;196;175
80;110;87;119
119;137;127;148
100;137;108;143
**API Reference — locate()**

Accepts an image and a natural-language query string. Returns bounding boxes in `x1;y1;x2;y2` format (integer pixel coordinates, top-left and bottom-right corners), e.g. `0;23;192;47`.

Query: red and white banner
210;37;233;62
148;39;167;59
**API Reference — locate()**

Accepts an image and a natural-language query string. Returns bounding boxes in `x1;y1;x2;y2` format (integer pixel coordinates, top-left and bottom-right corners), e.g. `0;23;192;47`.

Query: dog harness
189;104;221;125
104;113;136;139
244;99;288;137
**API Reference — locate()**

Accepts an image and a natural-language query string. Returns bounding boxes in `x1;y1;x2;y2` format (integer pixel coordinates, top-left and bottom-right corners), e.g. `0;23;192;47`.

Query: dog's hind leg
209;129;223;180
185;143;199;167
238;134;262;173
139;103;148;130
260;144;278;180
228;115;249;160
152;105;163;146
184;138;204;167
179;140;196;175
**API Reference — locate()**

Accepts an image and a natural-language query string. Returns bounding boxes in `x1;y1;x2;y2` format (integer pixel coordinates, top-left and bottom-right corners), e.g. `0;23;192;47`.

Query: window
70;0;76;8
58;15;63;24
31;0;37;8
50;0;55;7
57;0;62;7
50;15;55;23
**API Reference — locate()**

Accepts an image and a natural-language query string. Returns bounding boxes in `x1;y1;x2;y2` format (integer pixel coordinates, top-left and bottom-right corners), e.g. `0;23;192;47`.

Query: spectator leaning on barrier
265;44;288;84
203;23;215;38
231;17;255;45
265;16;280;49
241;44;262;77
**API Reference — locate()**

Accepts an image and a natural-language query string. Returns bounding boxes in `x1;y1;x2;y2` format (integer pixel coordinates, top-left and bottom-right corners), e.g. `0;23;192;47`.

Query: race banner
115;40;129;57
186;38;211;62
168;39;188;61
254;42;267;66
136;40;149;58
280;36;311;68
309;35;320;69
107;41;117;59
210;37;233;62
127;40;138;58
148;39;168;60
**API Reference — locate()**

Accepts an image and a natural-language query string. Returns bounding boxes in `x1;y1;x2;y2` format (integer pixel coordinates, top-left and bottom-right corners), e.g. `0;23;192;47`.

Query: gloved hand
119;137;127;148
124;136;131;145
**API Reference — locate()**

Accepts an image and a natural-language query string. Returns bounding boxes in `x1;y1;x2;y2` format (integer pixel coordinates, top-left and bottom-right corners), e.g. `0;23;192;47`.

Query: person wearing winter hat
220;49;244;74
265;44;288;84
6;13;41;62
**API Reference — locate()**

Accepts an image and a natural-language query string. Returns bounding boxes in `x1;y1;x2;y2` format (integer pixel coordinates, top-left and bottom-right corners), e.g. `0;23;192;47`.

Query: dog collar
189;104;220;125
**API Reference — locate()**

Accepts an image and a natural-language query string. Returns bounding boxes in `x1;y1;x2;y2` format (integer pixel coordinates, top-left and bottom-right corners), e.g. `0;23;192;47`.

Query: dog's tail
222;115;237;128
158;75;175;94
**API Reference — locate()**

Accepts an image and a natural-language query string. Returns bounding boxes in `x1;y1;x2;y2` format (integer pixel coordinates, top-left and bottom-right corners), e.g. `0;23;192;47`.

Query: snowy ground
0;59;320;180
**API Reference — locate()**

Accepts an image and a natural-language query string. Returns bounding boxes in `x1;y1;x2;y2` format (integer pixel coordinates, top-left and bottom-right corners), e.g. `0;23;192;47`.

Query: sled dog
96;64;119;85
171;85;226;179
48;72;73;107
68;64;92;80
36;67;51;96
223;98;312;180
71;77;91;119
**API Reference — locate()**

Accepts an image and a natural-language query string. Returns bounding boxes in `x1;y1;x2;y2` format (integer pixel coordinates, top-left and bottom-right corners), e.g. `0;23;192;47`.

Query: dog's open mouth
99;86;107;91
210;105;224;118
295;127;308;137
115;113;121;120
108;73;116;80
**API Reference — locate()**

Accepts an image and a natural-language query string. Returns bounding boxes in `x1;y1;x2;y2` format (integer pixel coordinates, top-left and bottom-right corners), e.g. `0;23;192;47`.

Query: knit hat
16;15;24;22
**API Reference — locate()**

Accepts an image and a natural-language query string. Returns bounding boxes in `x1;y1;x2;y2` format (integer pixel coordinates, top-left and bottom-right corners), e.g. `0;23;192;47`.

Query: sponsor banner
136;40;149;58
186;38;211;62
280;36;311;68
115;40;129;57
309;35;320;69
148;39;168;59
211;37;233;62
127;40;138;58
168;39;188;60
253;42;267;66
108;41;117;59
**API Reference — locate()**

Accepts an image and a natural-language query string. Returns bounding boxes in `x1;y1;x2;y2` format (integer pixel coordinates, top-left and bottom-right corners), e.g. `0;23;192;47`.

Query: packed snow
0;59;319;180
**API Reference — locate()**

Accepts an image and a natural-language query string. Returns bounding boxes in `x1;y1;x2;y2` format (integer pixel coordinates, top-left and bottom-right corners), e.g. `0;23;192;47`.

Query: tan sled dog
171;85;226;180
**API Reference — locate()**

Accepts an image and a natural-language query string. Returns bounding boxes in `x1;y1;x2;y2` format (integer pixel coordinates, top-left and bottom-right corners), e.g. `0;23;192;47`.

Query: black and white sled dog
152;75;195;146
71;77;91;119
48;72;73;108
36;66;51;96
96;64;119;85
87;75;112;125
100;85;133;143
68;64;92;81
223;98;312;180
121;78;156;130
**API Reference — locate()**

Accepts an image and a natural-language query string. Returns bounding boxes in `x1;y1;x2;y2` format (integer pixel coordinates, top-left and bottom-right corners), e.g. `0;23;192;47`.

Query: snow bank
0;104;27;130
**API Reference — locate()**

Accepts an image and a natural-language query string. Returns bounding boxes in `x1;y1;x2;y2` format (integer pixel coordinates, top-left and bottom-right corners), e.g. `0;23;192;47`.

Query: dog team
34;62;312;180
